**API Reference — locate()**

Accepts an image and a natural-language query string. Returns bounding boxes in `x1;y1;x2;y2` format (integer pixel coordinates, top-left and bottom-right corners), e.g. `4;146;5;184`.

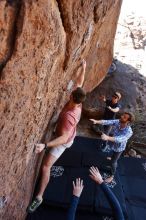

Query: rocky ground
77;59;146;157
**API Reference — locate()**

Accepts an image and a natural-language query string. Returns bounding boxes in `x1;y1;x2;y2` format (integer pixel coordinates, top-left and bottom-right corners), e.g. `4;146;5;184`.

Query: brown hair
72;87;86;104
124;112;135;123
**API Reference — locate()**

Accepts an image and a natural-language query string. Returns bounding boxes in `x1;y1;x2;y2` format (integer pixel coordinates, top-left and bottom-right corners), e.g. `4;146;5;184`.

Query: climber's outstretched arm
75;59;86;88
67;60;86;92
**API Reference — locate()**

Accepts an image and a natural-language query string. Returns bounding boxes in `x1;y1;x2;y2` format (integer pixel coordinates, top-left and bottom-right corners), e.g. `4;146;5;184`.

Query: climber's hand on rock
34;143;45;153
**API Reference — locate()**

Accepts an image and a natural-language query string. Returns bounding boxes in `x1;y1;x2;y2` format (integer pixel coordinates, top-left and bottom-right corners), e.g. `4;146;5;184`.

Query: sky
120;0;146;17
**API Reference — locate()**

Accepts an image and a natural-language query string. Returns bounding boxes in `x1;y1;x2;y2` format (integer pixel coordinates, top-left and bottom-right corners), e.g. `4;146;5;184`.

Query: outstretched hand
89;166;103;184
107;106;112;110
89;119;97;124
34;143;45;153
101;133;109;141
73;178;84;197
99;95;106;102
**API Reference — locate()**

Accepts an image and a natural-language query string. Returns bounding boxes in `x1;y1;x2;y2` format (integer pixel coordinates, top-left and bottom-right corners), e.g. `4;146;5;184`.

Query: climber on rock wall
27;60;87;213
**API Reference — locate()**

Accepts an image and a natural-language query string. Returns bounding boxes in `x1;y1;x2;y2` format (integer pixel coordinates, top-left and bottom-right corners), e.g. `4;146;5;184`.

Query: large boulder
0;0;122;219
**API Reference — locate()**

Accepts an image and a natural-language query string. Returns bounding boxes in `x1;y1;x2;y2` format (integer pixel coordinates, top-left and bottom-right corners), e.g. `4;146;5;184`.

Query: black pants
111;151;123;175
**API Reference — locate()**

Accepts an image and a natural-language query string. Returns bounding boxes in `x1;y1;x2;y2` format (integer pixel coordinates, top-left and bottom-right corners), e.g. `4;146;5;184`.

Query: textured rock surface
0;0;122;219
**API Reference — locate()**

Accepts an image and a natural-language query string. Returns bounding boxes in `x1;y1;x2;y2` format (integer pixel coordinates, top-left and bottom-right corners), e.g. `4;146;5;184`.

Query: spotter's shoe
27;198;43;213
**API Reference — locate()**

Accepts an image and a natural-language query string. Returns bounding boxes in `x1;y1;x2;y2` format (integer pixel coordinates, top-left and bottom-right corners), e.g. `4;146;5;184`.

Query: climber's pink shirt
55;102;82;143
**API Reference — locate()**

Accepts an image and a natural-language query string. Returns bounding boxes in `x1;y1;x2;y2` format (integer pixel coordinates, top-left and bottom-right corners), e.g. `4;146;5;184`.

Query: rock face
0;0;122;219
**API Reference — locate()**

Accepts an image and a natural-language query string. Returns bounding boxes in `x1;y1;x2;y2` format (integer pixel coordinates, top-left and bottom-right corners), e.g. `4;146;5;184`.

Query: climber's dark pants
111;151;123;175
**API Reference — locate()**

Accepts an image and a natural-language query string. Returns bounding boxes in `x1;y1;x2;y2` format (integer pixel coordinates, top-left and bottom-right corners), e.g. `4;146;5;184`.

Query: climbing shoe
27;197;43;213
